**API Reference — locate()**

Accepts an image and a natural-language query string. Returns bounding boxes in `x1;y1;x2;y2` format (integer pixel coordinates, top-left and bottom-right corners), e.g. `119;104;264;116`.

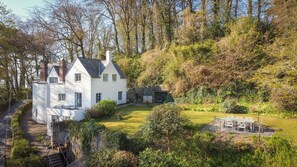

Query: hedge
9;100;46;167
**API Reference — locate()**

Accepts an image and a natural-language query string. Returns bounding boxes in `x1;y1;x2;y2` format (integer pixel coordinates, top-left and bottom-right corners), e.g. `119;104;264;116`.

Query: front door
75;92;82;107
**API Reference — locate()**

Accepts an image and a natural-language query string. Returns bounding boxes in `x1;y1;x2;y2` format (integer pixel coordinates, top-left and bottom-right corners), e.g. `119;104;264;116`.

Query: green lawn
98;105;297;145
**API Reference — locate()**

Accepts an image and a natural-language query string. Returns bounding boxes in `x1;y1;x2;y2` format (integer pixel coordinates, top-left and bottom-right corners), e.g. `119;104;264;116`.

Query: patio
210;116;275;136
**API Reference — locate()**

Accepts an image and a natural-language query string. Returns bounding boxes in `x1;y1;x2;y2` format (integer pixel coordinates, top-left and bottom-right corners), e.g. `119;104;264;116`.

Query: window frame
112;74;117;82
96;93;102;103
75;92;82;107
49;77;58;83
103;73;108;82
58;94;66;101
118;91;122;101
75;73;81;82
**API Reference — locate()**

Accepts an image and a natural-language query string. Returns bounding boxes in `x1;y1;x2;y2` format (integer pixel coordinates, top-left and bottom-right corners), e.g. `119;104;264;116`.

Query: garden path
0;101;24;167
20;107;51;156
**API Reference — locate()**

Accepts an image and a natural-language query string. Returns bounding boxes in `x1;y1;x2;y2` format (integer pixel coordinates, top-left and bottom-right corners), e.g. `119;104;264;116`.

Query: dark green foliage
125;137;153;155
11;138;31;158
88;149;138;167
88;149;116;167
86;100;117;119
139;148;181;167
9;101;44;167
140;103;191;152
221;99;248;114
69;121;131;156
111;151;139;167
0;85;9;110
69;120;106;154
138;131;297;167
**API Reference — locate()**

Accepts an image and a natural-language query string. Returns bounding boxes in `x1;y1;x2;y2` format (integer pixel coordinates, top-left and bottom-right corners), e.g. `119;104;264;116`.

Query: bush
88;149;116;167
9;101;44;166
112;151;139;167
221;99;248;113
86;100;117;119
139;148;181;167
271;88;297;112
11;138;31;158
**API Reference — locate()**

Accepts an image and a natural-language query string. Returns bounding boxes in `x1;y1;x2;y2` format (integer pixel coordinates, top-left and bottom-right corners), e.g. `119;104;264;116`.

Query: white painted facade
32;51;127;135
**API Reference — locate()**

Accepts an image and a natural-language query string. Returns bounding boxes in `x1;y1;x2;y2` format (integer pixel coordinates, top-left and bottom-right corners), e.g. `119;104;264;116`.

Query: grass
97;105;297;145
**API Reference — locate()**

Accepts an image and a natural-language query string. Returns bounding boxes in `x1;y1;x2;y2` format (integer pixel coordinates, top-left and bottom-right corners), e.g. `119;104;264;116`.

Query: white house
32;51;127;135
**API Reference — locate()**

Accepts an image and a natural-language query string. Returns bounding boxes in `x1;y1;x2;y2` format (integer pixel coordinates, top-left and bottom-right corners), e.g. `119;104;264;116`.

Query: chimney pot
39;60;48;82
59;59;67;82
106;50;112;63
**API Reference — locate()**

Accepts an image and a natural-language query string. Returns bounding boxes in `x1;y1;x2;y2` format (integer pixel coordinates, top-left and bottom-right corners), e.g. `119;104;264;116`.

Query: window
58;94;66;101
75;92;82;107
112;74;117;82
96;93;101;103
75;73;81;82
103;73;108;82
118;91;122;100
49;77;58;83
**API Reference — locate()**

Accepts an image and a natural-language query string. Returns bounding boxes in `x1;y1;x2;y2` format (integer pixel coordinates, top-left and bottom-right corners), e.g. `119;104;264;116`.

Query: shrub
221;99;248;113
86;100;117;119
11;138;31;158
139;148;181;167
9;101;44;166
271;88;297;112
87;149;116;167
126;138;152;155
112;151;139;167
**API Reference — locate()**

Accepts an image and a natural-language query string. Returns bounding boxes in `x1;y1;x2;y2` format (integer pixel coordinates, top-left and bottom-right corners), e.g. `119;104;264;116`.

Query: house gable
101;62;126;79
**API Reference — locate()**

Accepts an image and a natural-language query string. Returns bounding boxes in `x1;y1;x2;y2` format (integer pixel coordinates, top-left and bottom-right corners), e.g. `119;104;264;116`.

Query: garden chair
237;121;246;132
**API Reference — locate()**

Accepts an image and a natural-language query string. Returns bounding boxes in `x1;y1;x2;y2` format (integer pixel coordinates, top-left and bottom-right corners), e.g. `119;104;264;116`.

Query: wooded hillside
0;0;297;112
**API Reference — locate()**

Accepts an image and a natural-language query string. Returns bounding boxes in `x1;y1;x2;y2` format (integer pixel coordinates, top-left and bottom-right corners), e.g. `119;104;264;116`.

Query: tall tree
226;0;233;22
235;0;239;18
213;0;220;37
201;0;207;39
248;0;253;17
100;0;121;53
257;0;261;21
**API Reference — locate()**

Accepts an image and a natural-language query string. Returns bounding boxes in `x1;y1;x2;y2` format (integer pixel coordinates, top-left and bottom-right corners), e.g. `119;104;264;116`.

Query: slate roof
53;66;59;75
77;57;126;79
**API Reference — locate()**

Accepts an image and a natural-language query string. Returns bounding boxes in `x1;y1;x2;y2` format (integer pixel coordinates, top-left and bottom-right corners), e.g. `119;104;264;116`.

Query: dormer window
75;73;81;82
112;74;117;82
49;77;58;83
103;73;108;82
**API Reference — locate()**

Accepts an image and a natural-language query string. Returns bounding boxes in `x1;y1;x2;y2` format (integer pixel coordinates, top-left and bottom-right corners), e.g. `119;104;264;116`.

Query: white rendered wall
32;82;47;124
47;68;66;107
65;59;92;109
46;108;85;135
91;62;127;106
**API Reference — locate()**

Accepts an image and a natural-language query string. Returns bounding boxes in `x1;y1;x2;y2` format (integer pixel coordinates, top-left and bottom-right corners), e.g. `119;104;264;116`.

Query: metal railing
46;150;54;167
58;146;69;166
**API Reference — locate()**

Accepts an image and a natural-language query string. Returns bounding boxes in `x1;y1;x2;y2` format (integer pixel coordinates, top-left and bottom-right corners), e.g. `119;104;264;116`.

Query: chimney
106;50;112;63
59;59;67;82
39;60;48;82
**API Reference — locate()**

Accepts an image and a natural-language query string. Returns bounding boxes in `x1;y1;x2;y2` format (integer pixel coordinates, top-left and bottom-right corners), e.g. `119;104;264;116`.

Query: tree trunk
235;0;239;18
213;0;220;37
135;22;139;54
257;0;261;22
226;0;232;22
201;0;207;39
248;0;253;17
112;20;121;53
141;19;146;53
126;31;131;57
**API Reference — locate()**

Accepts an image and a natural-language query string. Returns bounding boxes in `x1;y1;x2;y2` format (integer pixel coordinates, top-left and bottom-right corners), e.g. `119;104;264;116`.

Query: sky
1;0;45;19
